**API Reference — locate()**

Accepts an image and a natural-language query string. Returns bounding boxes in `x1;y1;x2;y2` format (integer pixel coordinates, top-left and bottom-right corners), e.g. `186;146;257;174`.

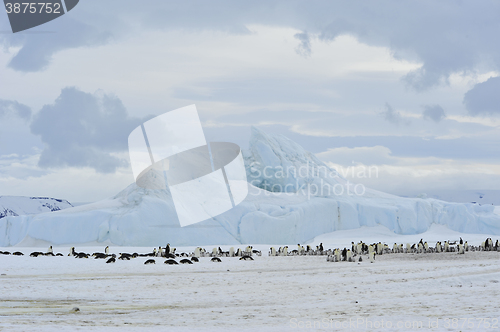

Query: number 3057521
5;2;62;14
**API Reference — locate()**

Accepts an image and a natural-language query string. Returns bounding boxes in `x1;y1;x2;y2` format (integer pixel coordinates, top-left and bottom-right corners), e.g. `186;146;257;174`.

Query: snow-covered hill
1;127;499;246
0;196;73;220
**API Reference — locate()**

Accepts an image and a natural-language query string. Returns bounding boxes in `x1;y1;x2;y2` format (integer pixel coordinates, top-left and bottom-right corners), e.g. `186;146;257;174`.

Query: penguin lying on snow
106;257;116;264
211;257;222;262
12;251;24;256
239;255;254;261
191;257;199;262
144;259;156;265
180;259;193;264
164;259;179;265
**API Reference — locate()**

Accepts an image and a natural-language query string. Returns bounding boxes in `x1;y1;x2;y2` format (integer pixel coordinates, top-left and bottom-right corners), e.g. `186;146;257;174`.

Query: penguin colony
2;237;498;265
266;237;500;263
1;243;264;265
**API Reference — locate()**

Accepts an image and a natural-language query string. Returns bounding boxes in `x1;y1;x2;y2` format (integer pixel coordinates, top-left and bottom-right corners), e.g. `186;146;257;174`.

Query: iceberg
1;127;499;246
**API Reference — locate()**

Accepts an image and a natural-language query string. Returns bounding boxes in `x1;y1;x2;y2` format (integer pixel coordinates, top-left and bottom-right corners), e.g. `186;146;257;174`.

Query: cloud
381;102;410;125
422;104;446;122
0;99;32;120
316;145;396;166
294;31;312;57
30;87;151;173
3;1;500;84
2;16;111;72
463;77;500;116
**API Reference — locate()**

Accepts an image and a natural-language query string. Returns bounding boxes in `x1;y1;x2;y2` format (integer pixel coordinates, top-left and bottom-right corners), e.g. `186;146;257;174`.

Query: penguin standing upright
157;246;163;257
346;249;353;262
369;251;375;263
229;247;235;257
47;246;53;254
459;237;463;245
334;248;341;262
436;242;442;253
166;243;170;255
105;246;110;255
464;241;469;252
194;247;201;258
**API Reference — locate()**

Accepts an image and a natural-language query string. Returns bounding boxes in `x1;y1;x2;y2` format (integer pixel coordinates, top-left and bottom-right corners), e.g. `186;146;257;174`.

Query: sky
0;1;499;203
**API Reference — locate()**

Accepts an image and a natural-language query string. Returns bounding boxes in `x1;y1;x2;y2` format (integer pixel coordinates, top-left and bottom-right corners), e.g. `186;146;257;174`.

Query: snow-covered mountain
1;127;499;246
0;196;73;220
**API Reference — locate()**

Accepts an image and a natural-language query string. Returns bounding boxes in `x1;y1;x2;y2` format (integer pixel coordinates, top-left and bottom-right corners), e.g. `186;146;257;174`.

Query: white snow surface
0;196;73;220
1;227;499;332
1;127;499;246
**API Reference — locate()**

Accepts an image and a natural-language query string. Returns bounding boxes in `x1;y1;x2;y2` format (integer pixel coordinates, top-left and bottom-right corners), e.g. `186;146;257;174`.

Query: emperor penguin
346;249;353;262
334;248;341;262
357;243;362;255
351;242;356;253
282;246;288;256
481;241;486;251
269;247;276;256
436;242;442;253
399;244;403;253
369;251;375;263
464;241;469;252
458;243;465;254
166;243;170;255
194;247;200;258
68;247;75;256
341;248;347;261
424;242;429;253
306;245;312;253
212;248;218;257
47;246;53;254
393;243;398;253
229;247;235;257
459;237;463;245
153;248;157;257
105;246;109;255
417;242;423;254
157;246;163;257
406;243;411;253
444;241;450;252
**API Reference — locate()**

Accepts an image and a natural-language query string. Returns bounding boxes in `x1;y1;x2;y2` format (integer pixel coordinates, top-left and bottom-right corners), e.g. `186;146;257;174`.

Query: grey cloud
382;102;410;125
317;2;500;91
422;104;446;122
294;31;311;57
463;77;500;116
0;99;32;120
3;0;500;84
2;15;111;72
30;87;151;173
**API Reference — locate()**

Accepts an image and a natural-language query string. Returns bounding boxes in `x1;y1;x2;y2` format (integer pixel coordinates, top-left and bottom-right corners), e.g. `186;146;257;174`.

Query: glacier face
0;196;73;220
1;127;499;246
